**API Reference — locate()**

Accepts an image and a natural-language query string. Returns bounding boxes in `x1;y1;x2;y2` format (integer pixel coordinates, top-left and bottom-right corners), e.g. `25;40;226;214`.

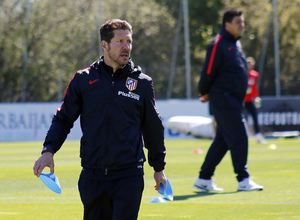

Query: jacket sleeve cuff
153;164;165;172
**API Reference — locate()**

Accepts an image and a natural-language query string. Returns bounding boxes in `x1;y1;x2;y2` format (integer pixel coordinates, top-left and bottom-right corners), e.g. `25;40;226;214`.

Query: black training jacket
42;57;166;175
198;28;248;101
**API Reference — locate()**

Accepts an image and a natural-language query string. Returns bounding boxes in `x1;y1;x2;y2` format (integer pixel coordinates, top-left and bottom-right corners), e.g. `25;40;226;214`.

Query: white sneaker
193;178;223;192
237;178;263;191
256;133;266;144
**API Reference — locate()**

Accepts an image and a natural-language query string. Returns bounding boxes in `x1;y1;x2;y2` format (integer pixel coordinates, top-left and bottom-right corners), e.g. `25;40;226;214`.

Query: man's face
247;61;254;70
103;29;132;70
225;15;245;39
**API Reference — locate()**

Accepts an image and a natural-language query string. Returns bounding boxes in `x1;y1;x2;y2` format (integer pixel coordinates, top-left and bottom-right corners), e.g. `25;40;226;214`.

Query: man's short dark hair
222;9;243;27
100;19;132;44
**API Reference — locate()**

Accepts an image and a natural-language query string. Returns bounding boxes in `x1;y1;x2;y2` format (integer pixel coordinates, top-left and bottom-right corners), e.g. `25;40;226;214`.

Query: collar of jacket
220;27;241;42
90;56;142;78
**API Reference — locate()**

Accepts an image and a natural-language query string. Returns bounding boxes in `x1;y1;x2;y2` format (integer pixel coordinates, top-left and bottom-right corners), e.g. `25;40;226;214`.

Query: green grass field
0;138;299;219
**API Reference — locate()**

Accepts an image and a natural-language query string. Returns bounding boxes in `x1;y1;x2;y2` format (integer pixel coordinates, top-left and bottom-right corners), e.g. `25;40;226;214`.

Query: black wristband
41;147;53;155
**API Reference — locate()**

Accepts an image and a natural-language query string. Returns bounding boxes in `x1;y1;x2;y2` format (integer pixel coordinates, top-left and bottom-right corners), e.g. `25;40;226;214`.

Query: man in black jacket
33;19;167;220
194;9;263;192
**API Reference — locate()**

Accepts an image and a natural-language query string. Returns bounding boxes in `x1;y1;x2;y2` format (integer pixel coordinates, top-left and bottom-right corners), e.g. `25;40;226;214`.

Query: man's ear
224;21;229;29
101;41;108;51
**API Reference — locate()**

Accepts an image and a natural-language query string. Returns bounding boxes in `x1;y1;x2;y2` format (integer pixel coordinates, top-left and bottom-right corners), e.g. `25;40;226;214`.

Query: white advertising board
0;102;81;142
0;100;208;142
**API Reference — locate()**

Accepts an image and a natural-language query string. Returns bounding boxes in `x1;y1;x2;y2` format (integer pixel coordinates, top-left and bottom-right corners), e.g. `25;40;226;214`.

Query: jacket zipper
104;74;115;175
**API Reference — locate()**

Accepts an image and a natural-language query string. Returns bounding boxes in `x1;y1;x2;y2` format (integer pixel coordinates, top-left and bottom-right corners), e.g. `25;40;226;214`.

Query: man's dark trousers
78;171;144;220
244;101;260;134
200;92;250;182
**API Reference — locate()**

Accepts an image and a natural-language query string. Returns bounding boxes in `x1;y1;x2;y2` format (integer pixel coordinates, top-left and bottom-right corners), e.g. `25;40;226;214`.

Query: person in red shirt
244;57;266;144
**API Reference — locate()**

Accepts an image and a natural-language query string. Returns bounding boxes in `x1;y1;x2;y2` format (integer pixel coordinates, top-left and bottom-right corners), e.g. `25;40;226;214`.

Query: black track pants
244;101;260;134
200;93;250;182
78;172;144;220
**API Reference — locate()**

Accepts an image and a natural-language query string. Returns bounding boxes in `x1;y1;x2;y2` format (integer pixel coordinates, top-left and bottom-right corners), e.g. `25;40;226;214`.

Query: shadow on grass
174;191;239;201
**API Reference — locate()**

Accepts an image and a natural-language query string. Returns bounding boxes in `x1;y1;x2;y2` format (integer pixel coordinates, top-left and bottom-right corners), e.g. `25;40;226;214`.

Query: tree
1;0;300;101
270;0;300;95
155;0;224;98
0;0;176;101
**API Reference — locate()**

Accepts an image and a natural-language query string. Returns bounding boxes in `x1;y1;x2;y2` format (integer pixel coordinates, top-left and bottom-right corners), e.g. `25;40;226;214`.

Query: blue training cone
158;179;173;201
149;196;167;203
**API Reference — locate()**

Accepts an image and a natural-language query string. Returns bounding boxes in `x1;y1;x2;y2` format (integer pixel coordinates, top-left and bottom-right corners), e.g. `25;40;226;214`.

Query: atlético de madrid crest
126;77;138;91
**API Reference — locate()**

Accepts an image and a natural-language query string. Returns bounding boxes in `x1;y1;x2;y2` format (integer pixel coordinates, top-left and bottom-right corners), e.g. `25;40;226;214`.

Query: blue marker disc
39;172;61;194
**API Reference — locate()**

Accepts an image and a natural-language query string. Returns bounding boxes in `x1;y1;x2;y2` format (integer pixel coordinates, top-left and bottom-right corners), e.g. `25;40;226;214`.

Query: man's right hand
33;152;54;177
154;170;167;191
200;94;209;103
